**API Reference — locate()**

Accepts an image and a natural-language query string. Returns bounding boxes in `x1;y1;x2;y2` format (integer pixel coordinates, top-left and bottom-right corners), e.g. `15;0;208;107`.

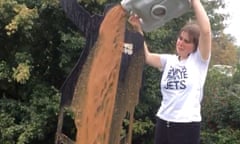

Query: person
128;0;211;143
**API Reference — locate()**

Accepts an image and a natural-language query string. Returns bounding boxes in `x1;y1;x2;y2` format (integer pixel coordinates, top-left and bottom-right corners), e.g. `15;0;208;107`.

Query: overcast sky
222;0;240;46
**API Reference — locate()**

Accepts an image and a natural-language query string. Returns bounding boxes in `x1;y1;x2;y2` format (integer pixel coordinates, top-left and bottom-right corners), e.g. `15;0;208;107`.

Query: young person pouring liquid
129;0;211;143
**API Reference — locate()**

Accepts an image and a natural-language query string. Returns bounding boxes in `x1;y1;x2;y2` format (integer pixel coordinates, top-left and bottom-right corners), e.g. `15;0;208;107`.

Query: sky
222;0;240;46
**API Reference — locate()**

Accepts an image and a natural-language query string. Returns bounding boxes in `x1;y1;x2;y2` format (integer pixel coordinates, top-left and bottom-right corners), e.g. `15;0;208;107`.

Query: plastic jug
121;0;191;32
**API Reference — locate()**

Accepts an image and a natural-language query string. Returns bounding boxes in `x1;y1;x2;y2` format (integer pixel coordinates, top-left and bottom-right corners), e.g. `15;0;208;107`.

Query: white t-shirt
157;49;210;122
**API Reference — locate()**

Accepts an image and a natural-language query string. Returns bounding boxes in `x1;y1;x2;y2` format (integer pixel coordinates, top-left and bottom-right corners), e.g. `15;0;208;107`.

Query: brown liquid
71;5;127;144
109;40;145;144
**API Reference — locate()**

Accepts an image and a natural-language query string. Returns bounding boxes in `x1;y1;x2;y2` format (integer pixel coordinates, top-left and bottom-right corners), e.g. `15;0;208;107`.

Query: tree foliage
0;0;85;143
211;33;238;66
201;65;240;144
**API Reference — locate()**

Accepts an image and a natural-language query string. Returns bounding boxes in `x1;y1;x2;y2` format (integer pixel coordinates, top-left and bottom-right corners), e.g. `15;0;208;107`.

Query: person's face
176;31;194;59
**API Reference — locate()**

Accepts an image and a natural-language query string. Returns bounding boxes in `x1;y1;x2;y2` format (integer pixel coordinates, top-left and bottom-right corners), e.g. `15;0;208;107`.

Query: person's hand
128;14;144;35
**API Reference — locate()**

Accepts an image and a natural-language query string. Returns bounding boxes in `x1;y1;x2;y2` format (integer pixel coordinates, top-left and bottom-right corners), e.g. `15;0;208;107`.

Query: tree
1;0;238;143
211;32;238;66
0;0;85;143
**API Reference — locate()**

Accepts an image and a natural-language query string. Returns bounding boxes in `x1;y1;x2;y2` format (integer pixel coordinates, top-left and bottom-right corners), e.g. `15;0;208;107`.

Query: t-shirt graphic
164;65;188;90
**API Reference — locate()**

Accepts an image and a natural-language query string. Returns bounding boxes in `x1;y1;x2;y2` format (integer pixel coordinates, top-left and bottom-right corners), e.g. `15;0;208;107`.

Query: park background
1;0;240;143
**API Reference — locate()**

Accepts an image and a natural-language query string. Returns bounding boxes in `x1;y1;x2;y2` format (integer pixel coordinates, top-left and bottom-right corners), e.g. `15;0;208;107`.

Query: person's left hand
128;14;143;35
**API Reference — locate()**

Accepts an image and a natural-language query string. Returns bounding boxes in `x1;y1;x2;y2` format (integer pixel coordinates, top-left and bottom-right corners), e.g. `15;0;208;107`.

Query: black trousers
154;118;200;144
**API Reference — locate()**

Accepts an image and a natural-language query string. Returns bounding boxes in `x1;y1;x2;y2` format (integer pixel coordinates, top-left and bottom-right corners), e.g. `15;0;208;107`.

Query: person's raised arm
192;0;211;61
60;0;96;35
128;15;162;69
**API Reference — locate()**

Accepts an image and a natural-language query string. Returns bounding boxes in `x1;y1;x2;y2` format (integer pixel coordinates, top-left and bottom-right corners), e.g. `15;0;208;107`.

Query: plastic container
121;0;191;32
